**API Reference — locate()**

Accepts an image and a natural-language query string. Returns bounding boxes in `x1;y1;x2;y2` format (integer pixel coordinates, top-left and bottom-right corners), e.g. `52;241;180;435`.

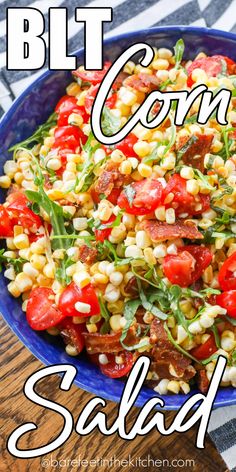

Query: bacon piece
197;369;209;393
176;133;213;172
79;245;97;264
124;73;160;93
124;276;139;297
150;319;196;381
83;328;138;354
140;219;203;242
94;161;128;197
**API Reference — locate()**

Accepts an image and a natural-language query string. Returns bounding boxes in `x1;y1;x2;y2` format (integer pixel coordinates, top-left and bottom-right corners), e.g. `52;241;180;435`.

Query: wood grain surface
0;316;228;472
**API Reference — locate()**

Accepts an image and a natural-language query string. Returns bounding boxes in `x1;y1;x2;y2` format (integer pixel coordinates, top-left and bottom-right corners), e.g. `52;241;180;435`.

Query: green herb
185;114;197;124
199;287;221;297
0;249;25;273
120;299;141;348
25;189;69;251
201;353;219;365
94;211;123;230
101;106;121;136
159;79;172;91
210;325;221;349
174;38;185;69
162;115;176;157
231;350;236;365
194;168;215;191
124;184;136;206
137;280;167;320
143;143;161;163
225;315;236;326
164;323;199;363
56;255;74;285
73;132;101;193
9;112;57;151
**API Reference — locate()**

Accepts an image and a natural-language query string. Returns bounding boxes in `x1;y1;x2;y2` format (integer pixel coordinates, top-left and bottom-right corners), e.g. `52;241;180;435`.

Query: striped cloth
0;0;236;469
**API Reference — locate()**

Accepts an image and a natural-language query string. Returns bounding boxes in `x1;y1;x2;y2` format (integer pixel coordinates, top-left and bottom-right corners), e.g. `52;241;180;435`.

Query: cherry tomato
53;125;86;150
100;352;134;378
118;179;163;215
216;290;236;319
115;134;138;157
85;84;117;113
187;55;235;87
163;245;212;287
94;215;115;242
218;252;236;291
60;318;85;353
26;287;65;331
104;134;138;158
73;62;112;85
163;174;210;216
0;204;13;237
90;186;121;205
7;191;42;230
190;335;217;360
55;95;89;127
107;187;121;205
58;282;100;318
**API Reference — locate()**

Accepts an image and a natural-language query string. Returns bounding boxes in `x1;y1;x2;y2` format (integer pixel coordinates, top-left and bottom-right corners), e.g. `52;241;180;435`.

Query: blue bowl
1;26;236;410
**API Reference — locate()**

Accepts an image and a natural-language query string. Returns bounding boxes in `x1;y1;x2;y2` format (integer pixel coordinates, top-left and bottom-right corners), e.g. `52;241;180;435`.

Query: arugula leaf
73;132;101;193
201;353;219;365
56;255;74;285
143;143;161;163
101;106;120;136
25;189;69;251
225;315;236;326
210;325;221;349
0;249;25;273
164;323;199;363
94;211;123;231
162;115;176;157
174;39;185;69
120;299;141;347
193;168;215;191
9;112;57;151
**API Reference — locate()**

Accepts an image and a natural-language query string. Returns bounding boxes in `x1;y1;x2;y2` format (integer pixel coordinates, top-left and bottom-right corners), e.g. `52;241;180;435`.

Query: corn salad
1;39;236;394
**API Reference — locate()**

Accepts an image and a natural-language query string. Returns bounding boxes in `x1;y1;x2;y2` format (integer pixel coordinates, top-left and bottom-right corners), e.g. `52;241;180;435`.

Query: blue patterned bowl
1;26;236;410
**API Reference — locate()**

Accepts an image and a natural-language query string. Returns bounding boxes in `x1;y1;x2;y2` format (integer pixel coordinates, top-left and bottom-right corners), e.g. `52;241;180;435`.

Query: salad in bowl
0;37;236;398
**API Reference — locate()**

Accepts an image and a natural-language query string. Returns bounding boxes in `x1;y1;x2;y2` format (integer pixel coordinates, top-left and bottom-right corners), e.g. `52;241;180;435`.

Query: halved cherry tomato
55;95;89;127
26;287;65;331
7;191;42;230
216;290;236;319
163;245;212;287
53;125;86;150
107;187;121;205
190;335;217;360
59;318;85;353
94;215;115;242
58;282;100;318
0;204;13;237
99;352;134;378
116;134;138;157
85;84;117;114
118;179;163;215
218;252;236;291
73;62;112;85
104;134;138;158
163;174;210;217
187;55;235;87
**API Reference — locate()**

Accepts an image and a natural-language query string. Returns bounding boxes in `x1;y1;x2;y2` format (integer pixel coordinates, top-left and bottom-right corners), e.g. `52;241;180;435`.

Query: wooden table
0;317;228;472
